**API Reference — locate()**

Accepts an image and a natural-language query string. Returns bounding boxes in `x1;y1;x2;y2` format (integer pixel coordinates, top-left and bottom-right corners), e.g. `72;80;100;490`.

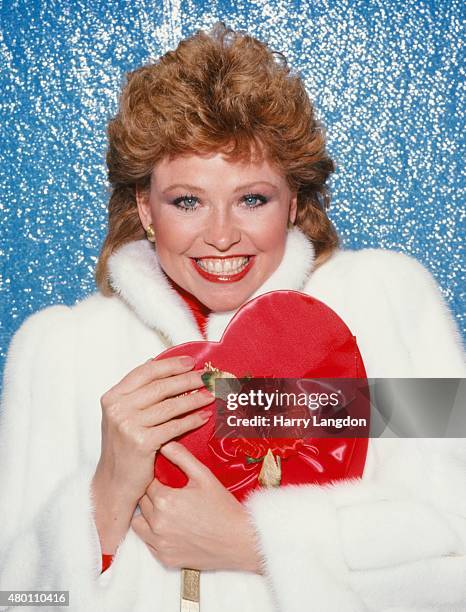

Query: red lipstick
191;256;255;283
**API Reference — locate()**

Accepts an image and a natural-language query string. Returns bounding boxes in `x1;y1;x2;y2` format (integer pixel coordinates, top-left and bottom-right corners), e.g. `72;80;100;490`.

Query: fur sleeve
244;438;466;611
0;308;141;611
376;251;465;376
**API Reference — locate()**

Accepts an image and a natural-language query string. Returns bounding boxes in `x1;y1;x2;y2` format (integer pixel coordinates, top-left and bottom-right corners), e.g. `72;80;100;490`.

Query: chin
202;292;251;313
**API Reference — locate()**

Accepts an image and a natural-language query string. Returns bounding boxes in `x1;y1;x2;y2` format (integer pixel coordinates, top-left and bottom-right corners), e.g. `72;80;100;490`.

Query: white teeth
196;256;249;275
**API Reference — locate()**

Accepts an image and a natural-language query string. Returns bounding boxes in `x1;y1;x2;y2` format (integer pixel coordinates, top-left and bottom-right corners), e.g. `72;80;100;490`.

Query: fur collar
107;226;315;344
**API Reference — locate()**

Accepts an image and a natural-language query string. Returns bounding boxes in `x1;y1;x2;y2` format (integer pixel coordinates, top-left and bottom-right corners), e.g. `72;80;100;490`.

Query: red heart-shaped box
154;290;369;501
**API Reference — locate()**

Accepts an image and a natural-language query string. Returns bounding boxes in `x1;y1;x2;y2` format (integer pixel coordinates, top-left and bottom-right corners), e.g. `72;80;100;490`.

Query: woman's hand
91;355;214;555
131;441;264;574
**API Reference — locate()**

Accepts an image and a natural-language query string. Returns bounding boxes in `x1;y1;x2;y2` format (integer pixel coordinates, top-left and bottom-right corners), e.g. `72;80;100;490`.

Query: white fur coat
0;227;465;612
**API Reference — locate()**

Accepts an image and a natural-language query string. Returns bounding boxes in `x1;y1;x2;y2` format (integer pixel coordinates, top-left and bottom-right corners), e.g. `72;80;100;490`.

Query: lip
194;254;252;259
190;255;255;283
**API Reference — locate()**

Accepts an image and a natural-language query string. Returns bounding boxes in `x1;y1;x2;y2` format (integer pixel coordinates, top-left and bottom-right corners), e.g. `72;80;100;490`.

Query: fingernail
179;355;195;366
199;409;213;419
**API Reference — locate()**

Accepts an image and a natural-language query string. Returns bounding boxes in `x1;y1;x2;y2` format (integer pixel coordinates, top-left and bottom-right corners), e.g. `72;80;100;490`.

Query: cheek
153;213;194;253
249;213;288;253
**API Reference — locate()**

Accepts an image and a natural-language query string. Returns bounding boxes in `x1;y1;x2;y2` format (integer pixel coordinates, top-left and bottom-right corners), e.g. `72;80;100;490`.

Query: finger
145;541;159;560
145;477;169;500
116;355;196;395
132;515;163;558
139;494;154;520
148;409;212;448
131;513;145;536
140;387;214;426
131;513;155;543
159;441;212;483
133;369;208;409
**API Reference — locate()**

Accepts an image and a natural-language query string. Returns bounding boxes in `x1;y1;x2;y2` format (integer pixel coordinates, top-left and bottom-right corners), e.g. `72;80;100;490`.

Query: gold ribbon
179;362;222;612
258;448;282;487
179;364;282;611
181;568;200;612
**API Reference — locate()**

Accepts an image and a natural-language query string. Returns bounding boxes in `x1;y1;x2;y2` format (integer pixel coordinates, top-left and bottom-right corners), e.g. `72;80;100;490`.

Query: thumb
159;441;212;484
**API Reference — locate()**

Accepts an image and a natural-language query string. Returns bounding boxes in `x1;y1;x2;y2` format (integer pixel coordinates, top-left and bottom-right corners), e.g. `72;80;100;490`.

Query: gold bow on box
180;364;281;612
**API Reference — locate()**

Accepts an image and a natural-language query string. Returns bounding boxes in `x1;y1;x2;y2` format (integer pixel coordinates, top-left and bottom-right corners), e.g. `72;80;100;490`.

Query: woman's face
136;152;297;312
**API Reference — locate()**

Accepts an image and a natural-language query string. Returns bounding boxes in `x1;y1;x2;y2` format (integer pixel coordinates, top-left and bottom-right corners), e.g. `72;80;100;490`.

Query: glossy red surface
154;290;369;502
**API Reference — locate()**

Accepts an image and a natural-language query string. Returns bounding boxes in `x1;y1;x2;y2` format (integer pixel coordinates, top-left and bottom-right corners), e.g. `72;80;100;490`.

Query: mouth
190;255;255;283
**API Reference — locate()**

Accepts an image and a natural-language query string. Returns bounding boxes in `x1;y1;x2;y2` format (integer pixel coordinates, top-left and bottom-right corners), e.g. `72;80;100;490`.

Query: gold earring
145;224;156;243
287;219;294;229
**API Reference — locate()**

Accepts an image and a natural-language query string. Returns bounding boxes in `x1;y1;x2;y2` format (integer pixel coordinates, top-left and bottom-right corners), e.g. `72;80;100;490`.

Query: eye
171;194;199;212
242;193;268;208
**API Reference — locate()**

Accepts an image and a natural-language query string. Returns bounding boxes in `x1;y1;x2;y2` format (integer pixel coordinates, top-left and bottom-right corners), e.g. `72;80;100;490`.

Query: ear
289;192;298;224
135;184;152;229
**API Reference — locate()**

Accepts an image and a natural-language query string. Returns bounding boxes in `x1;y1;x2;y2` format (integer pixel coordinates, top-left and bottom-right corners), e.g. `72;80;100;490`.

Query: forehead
151;152;287;190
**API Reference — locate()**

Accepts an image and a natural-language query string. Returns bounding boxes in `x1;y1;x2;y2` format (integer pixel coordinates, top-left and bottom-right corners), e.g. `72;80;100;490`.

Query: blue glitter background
1;0;465;380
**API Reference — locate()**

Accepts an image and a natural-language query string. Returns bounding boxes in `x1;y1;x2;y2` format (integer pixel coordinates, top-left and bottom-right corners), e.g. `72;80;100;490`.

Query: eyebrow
161;181;279;193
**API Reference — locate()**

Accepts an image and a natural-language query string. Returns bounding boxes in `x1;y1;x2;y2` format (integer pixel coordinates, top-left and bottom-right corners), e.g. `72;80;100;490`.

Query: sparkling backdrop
1;0;465;379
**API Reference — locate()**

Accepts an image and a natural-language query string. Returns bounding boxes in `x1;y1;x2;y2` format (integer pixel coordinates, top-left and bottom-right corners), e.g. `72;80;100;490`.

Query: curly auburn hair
95;23;338;295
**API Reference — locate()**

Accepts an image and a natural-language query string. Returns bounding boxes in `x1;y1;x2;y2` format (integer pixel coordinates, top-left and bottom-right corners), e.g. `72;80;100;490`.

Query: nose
202;209;242;252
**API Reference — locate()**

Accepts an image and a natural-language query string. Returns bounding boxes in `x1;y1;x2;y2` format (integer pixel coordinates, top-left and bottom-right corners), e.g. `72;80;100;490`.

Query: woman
0;23;465;612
